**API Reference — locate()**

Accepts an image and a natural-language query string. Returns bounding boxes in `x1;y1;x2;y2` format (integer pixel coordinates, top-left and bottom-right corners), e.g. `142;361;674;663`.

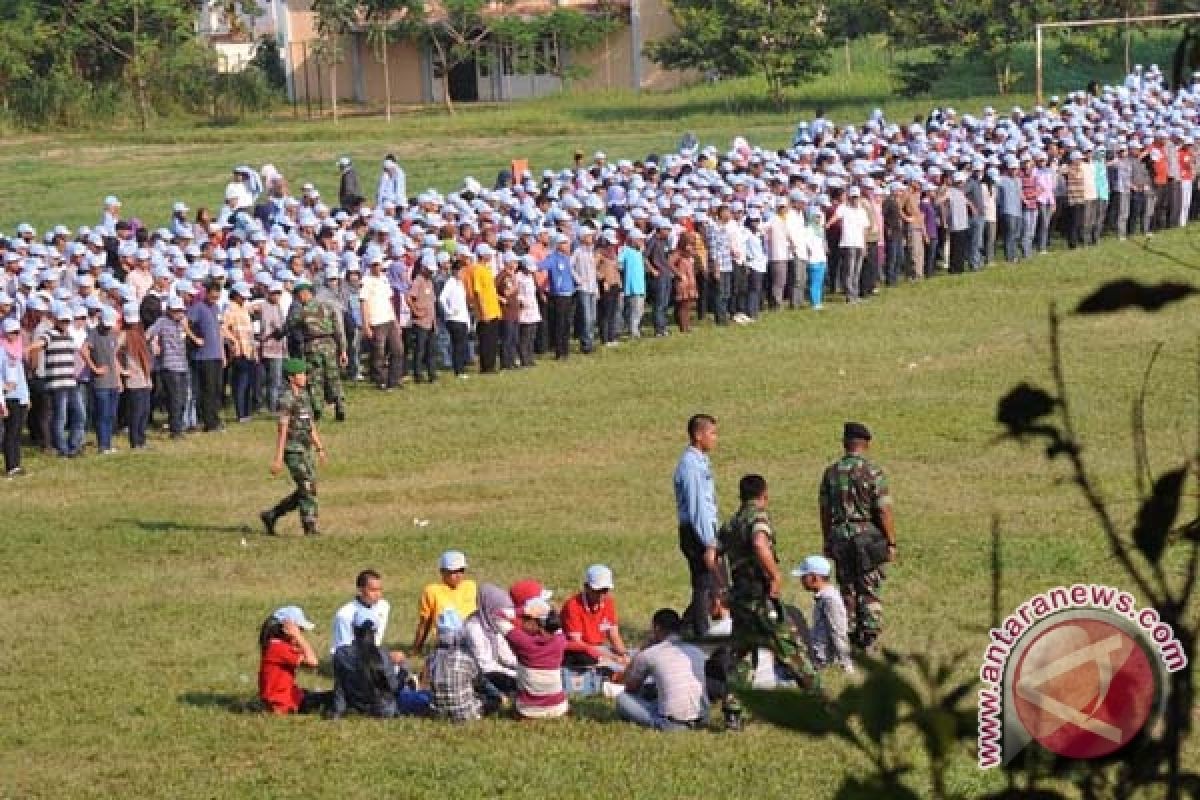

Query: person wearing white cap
100;195;121;237
257;605;328;714
81;306;121;454
259;282;288;411
377;155;406;209
0;316;30;475
117;307;154;450
830;188;871;301
360;252;404;389
412;550;478;655
793;555;854;674
221;282;258;422
147;296;201;438
336;156;363;211
329;604;402;719
492;595;569;719
1064;151;1090;248
560;564;629;668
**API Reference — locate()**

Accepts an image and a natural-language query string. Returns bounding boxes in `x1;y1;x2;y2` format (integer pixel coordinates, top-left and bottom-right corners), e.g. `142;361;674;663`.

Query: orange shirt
1181;147;1194;182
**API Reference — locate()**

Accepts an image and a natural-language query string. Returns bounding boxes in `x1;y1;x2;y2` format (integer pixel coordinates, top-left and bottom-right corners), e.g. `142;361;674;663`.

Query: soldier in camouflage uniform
261;358;327;536
718;474;820;729
818;422;897;650
286;279;348;422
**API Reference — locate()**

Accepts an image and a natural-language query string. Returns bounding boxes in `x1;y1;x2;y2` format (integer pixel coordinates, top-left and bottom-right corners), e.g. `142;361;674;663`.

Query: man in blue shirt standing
539;233;576;359
673;413;720;636
188;281;225;432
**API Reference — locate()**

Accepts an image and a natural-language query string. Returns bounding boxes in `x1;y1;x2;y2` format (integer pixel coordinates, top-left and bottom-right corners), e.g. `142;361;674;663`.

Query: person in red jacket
257;606;328;714
560;564;630;669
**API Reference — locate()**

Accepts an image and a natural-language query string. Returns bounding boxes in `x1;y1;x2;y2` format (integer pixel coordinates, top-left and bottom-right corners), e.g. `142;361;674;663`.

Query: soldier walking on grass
819;422;897;649
718;474;820;730
286;278;348;422
261;358;327;537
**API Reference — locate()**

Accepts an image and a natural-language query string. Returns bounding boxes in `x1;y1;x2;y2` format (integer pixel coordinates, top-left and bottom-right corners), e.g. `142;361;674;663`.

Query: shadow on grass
119;518;257;536
178;692;261;713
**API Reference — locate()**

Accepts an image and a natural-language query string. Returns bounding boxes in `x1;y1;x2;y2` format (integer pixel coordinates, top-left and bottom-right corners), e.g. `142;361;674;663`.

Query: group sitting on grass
3;64;1200;478
257;551;850;730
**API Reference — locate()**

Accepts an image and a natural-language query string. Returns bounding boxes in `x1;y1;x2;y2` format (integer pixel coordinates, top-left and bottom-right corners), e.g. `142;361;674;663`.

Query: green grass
3;224;1200;798
3;51;1200;797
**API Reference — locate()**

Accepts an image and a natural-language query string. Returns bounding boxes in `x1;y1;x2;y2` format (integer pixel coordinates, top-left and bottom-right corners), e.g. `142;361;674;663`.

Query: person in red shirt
257;606;328;714
560;565;630;669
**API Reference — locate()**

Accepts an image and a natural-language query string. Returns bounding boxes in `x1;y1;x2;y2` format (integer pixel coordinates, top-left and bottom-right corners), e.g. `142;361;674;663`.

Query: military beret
843;421;872;441
294;279;313;292
283;358;307;376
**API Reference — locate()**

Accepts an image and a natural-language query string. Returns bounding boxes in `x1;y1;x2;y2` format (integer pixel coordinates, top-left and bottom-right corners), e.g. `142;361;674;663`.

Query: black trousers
551;295;573;358
476;319;500;373
410;325;436;381
446;320;469;375
679;523;716;637
3;401;26;471
162;370;188;435
518;323;537;367
194;359;223;431
948;229;970;273
500;320;519;369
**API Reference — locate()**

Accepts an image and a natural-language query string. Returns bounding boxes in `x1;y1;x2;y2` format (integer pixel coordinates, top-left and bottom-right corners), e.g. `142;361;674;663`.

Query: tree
644;0;831;106
310;0;358;122
491;9;620;88
362;0;409;121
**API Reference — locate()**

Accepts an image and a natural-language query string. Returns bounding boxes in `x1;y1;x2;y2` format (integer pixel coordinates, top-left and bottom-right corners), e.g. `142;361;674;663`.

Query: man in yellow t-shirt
412;550;478;654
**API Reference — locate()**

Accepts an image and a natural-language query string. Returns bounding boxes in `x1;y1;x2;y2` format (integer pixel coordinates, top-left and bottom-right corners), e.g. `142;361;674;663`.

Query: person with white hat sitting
412;550;478;656
257;605;327;715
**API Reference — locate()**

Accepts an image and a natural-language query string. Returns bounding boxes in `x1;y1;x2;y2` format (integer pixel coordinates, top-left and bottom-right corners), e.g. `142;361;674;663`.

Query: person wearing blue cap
257;605;328;714
427;608;489;721
329;606;401;719
793;556;853;674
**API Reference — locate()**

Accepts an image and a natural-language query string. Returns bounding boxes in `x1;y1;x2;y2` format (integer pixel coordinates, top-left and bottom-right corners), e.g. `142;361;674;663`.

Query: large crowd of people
2;64;1199;480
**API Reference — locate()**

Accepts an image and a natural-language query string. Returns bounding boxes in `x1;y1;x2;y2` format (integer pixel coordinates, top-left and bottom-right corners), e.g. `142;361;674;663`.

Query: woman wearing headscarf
329;606;400;719
463;583;519;695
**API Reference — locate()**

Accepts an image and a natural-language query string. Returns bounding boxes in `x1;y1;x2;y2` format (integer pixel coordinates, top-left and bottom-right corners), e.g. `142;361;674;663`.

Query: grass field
2;45;1199;797
2;223;1199;798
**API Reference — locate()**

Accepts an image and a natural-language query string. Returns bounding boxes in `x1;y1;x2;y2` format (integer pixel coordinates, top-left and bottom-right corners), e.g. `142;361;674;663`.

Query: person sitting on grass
494;596;568;720
793;556;855;674
412;550;478;656
617;609;709;731
329;606;400;719
257;606;328;715
560;564;630;669
427;609;492;722
463;583;520;696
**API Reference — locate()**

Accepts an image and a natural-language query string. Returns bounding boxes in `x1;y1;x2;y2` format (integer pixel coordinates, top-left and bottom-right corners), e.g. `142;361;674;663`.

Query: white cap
584;564;614;591
273;605;316;630
440;550;467;571
791;555;833;578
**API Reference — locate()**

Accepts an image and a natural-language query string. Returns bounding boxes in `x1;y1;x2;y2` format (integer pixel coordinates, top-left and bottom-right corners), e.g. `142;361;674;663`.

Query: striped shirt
40;328;77;391
146;316;189;373
505;626;567;718
624;635;708;722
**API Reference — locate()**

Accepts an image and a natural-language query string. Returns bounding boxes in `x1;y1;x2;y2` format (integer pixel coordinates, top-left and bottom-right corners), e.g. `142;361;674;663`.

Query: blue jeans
968;217;984;269
576;291;597;352
807;262;827;307
653;276;672;334
1021;208;1038;259
52;387;85;455
1037;204;1054;251
231;356;255;420
616;692;704;732
884;236;904;284
263;357;283;412
93;387;119;450
1003;214;1022;262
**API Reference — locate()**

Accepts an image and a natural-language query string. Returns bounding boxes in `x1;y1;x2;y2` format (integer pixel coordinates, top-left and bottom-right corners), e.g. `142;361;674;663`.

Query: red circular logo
1011;617;1156;759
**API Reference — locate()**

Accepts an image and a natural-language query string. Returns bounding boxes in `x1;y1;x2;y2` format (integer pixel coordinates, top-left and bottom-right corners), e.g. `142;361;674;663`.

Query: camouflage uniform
287;297;346;420
718;502;820;696
819;453;892;648
268;388;319;534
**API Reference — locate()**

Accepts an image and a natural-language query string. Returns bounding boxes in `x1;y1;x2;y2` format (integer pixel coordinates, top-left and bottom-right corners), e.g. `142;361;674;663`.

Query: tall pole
630;0;642;91
1035;24;1043;106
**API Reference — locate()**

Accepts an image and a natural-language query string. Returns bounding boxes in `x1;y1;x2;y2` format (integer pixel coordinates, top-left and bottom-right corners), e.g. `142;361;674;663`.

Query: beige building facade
276;0;690;107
